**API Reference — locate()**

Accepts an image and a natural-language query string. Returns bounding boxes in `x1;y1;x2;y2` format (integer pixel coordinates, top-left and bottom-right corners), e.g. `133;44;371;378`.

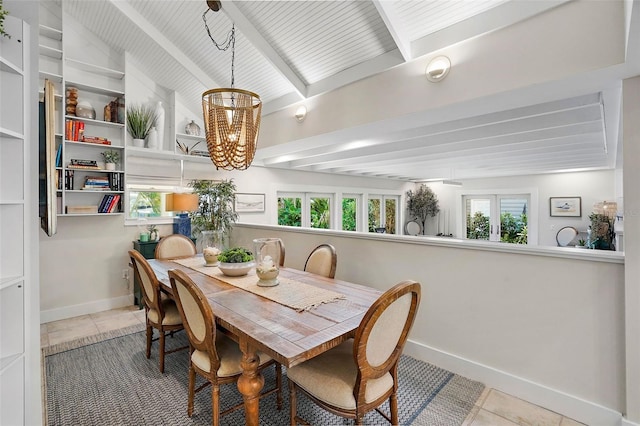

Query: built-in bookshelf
0;15;29;426
57;39;126;216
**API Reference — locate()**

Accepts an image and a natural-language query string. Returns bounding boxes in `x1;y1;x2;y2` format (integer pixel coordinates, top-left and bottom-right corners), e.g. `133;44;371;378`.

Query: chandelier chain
203;9;236;89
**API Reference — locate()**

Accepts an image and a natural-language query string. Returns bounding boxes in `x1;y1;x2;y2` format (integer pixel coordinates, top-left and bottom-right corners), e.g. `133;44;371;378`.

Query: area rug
44;329;484;425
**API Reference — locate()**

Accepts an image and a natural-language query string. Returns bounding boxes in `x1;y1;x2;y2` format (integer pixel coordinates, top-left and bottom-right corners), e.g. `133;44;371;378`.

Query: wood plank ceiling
60;0;622;182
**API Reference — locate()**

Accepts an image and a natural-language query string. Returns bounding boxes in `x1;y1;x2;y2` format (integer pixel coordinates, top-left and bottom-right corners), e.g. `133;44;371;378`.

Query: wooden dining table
148;256;381;426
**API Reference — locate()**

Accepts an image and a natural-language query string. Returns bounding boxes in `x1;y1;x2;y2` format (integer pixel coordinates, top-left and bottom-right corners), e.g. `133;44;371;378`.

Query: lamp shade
166;193;199;212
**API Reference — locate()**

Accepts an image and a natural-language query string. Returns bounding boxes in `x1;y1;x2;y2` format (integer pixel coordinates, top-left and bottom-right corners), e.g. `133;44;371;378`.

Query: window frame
457;188;538;245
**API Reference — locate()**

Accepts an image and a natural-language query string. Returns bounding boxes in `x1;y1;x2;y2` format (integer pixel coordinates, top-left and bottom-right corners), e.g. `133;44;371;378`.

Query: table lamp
166;192;199;238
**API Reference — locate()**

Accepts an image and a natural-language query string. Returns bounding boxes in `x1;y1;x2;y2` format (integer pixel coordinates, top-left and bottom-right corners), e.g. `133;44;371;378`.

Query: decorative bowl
218;261;255;277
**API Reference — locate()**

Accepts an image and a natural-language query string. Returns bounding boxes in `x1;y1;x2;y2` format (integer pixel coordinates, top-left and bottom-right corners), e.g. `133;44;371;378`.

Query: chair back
129;250;162;311
155;234;197;260
304;243;337;278
168;269;219;366
353;281;421;384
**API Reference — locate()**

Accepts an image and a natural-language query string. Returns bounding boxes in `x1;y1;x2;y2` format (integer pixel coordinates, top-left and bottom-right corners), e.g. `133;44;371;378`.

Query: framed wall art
549;197;581;217
235;193;265;213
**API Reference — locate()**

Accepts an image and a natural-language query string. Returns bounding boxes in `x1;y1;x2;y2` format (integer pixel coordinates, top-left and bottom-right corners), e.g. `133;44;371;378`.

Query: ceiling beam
372;0;412;61
222;0;307;99
107;0;220;90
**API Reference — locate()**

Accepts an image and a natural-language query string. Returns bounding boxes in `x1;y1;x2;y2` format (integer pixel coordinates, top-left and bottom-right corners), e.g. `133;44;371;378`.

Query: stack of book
108;172;123;191
68;159;100;170
83;175;110;191
98;194;121;213
81;135;111;145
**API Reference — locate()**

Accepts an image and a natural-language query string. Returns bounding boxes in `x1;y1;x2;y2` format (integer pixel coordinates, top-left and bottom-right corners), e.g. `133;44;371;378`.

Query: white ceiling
60;0;640;182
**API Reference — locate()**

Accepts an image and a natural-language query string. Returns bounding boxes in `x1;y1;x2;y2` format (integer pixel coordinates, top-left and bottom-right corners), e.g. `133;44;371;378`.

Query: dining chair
287;280;421;426
128;250;187;373
303;243;337;278
154;234;197;260
168;268;283;425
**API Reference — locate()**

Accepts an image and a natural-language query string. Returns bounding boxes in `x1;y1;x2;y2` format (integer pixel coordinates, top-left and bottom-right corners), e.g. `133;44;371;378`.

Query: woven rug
173;257;345;311
44;329;484;425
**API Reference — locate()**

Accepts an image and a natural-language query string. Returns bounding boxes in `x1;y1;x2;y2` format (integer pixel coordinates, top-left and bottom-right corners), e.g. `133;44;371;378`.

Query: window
277;189;400;234
463;194;529;244
278;194;302;227
341;195;358;231
309;194;331;229
127;183;183;222
368;195;399;233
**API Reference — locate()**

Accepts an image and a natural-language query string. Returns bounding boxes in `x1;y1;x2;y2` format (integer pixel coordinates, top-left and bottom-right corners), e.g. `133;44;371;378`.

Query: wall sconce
295;105;307;122
425;56;451;82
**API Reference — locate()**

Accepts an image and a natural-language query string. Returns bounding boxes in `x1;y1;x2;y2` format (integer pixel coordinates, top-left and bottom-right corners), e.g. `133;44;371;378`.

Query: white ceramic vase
147;127;158;149
105;162;116;171
132;138;145;148
154;101;165;150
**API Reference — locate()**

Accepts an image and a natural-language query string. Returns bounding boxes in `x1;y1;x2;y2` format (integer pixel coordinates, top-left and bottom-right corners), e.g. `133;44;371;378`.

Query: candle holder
253;238;282;287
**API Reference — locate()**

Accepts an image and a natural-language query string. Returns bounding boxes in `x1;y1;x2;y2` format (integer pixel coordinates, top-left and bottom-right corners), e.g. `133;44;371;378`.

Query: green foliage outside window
467;211;490;240
278;197;301;227
500;212;528;244
385;198;396;234
310;197;330;229
368;199;381;232
342;198;356;231
467;211;528;244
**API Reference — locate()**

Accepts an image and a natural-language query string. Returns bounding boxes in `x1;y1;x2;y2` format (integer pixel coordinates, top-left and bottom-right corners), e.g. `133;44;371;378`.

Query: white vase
132;138;145;148
154;101;165;150
147;127;158;149
105;162;116;171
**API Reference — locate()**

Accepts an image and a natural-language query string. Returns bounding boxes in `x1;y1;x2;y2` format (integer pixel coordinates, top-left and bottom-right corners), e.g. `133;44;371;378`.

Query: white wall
231;223;625;425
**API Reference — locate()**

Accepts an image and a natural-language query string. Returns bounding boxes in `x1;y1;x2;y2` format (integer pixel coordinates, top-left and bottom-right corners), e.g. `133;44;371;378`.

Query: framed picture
235;193;265;213
549;197;581;217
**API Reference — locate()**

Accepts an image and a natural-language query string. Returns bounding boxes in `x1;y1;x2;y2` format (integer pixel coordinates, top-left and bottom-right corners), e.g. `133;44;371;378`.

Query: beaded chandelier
202;1;262;171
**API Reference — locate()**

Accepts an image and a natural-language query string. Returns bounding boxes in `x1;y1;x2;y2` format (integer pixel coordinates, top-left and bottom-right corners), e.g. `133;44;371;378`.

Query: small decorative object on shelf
185;120;201;136
66;86;78;116
101;150;120;170
147;127;158;149
126;103;157;147
76;100;96;119
176;139;201;155
147;225;158;242
0;4;10;39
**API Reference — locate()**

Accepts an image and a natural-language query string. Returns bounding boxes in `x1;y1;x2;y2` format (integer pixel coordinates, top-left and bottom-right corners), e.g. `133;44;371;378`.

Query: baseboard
622;419;640;426
40;294;134;324
404;339;623;426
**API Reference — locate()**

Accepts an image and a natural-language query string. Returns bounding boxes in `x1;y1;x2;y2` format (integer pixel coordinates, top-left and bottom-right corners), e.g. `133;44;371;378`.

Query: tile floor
41;306;585;426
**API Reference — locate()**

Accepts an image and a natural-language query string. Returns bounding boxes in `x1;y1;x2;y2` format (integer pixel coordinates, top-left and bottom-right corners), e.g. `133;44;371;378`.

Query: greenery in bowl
101;150;120;164
126;103;157;139
217;247;254;263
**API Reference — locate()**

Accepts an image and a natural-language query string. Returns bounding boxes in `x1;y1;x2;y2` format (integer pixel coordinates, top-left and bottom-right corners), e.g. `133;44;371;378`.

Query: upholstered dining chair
303;243;337;278
128;250;186;373
168;268;283;426
154;234;197;260
287;280;421;426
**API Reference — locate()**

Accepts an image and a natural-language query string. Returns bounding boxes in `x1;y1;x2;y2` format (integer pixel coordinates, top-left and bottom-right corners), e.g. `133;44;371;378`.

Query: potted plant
406;184;440;235
101;150;120;170
217;247;254;276
190;179;238;247
126;103;156;147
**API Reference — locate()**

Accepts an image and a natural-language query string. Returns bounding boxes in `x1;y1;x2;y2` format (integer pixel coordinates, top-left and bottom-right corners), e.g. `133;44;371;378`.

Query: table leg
237;340;264;426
